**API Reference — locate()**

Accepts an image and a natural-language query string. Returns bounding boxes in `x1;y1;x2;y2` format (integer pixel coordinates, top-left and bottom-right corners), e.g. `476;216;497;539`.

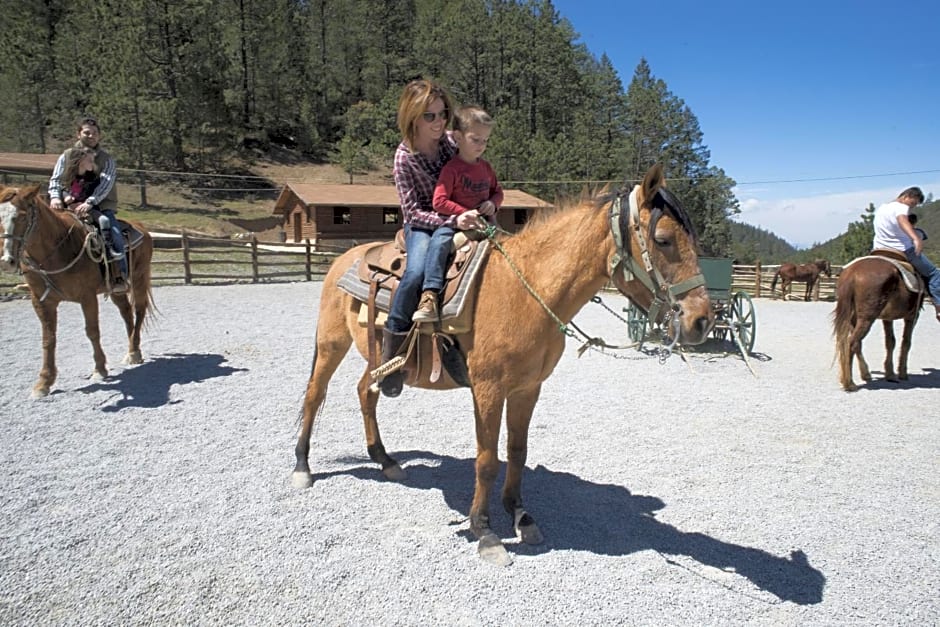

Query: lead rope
482;225;674;361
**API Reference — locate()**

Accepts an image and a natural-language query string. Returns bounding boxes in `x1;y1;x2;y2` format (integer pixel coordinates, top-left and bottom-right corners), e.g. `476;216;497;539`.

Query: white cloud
732;181;940;248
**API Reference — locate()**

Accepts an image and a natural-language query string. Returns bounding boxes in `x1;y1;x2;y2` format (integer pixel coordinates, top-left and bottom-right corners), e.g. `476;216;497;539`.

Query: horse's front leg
503;384;544;546
881;320;898;381
29;297;59;398
470;381;511;565
79;296;107;380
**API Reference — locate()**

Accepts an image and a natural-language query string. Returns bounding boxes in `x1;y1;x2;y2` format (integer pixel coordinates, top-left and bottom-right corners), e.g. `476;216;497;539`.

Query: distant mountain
728;221;798;264
727;198;940;265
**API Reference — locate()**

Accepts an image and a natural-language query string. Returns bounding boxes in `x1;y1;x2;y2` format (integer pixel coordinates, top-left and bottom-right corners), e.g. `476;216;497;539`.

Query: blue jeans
94;208;127;276
385;224;454;332
905;247;940;305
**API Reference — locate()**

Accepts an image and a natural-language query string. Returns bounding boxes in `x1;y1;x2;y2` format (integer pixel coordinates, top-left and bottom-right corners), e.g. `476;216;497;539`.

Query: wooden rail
732;263;841;302
0;243;841;301
0;232;340;294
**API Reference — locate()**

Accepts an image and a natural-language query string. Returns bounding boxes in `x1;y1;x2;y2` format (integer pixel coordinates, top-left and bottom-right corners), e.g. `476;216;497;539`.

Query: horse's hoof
514;509;544;545
91;369;108;381
843;383;858;392
31;387;50;399
291;471;313;489
382;463;407;481
478;532;512;566
123;351;143;365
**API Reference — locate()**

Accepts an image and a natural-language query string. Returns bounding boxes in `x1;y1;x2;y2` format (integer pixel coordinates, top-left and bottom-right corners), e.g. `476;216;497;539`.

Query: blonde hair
452;106;493;132
396;78;454;151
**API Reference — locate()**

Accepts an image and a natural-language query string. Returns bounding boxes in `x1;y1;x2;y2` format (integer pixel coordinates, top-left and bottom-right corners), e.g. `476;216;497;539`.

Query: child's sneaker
412;290;439;322
111;277;128;294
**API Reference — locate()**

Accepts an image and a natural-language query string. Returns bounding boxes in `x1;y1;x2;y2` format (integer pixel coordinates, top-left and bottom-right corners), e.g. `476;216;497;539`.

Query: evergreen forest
1;0;933;263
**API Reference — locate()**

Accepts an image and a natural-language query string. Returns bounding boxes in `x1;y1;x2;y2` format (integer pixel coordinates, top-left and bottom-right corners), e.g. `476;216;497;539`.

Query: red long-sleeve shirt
432;157;503;216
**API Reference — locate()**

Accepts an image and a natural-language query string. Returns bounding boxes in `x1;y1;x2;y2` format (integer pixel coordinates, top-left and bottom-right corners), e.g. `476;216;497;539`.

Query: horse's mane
515;185;617;236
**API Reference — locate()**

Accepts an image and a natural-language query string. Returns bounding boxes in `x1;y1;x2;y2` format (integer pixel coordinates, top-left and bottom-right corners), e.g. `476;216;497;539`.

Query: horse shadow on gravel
857;367;940;390
321;451;824;605
76;352;246;410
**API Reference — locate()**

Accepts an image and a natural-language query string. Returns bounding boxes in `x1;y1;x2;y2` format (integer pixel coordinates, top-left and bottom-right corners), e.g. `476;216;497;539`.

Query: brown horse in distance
832;256;924;391
0;185;154;398
292;164;715;564
771;258;832;301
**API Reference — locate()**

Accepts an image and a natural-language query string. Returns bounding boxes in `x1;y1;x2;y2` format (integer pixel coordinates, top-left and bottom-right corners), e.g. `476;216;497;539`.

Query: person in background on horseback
380;79;483;398
415;105;503;323
48;116;127;291
872;186;940;322
60;146;129;286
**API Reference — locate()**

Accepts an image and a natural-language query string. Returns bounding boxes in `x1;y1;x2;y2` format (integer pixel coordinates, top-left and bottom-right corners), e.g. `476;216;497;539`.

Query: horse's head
0;185;42;273
816;258;832;277
607;164;714;345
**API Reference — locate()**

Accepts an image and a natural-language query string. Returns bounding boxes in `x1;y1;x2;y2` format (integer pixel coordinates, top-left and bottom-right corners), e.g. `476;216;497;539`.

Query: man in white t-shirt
872;186;940;321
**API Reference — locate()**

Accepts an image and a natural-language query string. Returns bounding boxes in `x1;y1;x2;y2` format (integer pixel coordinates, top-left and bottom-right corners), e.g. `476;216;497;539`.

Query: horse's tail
130;228;159;328
831;270;855;369
770;269;780;293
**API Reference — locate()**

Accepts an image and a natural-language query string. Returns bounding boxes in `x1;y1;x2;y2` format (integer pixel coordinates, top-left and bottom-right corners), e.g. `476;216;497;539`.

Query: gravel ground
1;282;938;626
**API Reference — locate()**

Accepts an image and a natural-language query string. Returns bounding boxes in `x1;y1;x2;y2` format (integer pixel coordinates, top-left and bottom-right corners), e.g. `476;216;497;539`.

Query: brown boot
412;290;439;323
378;329;408;397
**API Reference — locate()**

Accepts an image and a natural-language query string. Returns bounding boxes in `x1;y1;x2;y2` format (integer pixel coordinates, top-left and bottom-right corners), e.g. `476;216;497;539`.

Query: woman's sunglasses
421;110;449;123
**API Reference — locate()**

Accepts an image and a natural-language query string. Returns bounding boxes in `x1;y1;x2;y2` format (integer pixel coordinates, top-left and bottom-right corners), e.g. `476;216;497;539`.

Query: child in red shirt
412;107;502;323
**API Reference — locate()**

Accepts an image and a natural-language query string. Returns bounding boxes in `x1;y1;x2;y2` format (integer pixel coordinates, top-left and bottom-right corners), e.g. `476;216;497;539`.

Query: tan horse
771;258;832;301
292;164;714;564
832;256;923;391
0;185;154;398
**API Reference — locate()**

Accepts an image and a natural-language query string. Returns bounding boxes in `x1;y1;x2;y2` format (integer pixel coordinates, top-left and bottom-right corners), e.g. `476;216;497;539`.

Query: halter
0;196;38;264
608;185;706;328
0;190;104;301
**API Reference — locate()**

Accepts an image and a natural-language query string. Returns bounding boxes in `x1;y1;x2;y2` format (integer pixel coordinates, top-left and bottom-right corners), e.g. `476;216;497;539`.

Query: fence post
755;260;762;298
305;239;312;281
182;229;192;284
250;235;259;283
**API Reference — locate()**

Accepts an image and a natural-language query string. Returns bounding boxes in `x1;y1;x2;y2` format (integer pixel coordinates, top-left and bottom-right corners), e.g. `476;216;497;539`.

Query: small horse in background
771;258;832;301
0;185;155;398
832;256;924;391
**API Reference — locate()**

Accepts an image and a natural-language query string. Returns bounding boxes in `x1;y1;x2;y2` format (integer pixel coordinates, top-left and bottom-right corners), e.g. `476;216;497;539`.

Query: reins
483;185;704;362
8;194;109;301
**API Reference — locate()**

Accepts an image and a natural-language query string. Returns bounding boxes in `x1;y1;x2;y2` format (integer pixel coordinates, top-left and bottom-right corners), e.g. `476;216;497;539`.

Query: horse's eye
653;233;673;247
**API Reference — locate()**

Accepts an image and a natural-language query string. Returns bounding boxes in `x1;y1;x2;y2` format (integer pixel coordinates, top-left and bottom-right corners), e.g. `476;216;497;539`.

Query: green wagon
625;256;756;355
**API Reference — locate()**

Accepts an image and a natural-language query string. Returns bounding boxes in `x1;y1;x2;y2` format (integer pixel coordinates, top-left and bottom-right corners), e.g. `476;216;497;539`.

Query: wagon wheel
728;292;756;354
625;302;649;343
711;301;729;342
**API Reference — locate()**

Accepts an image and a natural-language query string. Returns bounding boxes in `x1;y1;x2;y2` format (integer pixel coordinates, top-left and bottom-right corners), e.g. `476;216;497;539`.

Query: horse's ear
641;163;666;197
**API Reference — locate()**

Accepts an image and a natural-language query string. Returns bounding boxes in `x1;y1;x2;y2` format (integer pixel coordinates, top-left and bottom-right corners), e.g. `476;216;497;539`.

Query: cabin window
333;207;351;225
383;208;400;224
514;209;528;225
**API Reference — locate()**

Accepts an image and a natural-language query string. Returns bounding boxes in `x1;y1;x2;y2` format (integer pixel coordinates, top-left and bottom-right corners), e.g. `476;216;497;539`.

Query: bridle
0;195;39;265
607;185;706;328
0;189;103;300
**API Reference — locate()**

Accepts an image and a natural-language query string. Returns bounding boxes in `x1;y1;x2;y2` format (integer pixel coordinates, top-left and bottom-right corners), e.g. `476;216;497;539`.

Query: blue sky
550;0;940;248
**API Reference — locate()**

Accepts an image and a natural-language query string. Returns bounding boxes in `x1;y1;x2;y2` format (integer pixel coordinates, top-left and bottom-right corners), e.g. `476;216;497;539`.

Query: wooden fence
1;239;840;301
0;232;340;294
148;232;339;285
